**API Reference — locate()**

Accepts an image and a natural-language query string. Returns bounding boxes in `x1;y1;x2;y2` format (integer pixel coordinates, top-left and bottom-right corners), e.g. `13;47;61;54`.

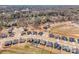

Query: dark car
54;42;61;50
12;39;18;45
46;41;53;47
40;40;46;45
4;40;12;46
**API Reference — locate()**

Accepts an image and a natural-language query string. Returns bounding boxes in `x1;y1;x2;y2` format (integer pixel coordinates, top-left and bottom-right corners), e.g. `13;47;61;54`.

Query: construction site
0;5;79;54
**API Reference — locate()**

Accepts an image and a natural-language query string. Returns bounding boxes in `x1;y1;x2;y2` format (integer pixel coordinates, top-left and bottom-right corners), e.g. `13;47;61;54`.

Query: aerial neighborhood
0;5;79;54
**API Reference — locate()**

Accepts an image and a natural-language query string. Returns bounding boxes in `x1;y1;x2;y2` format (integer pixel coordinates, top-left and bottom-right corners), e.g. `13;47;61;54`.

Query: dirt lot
51;21;79;38
0;43;53;54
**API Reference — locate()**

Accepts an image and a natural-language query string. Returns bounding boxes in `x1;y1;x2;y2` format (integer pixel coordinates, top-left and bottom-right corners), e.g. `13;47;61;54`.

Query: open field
0;43;53;54
51;21;79;38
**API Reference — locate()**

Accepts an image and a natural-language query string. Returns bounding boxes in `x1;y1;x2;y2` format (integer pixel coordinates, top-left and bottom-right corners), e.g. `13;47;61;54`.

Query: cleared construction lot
0;43;52;54
51;21;79;38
